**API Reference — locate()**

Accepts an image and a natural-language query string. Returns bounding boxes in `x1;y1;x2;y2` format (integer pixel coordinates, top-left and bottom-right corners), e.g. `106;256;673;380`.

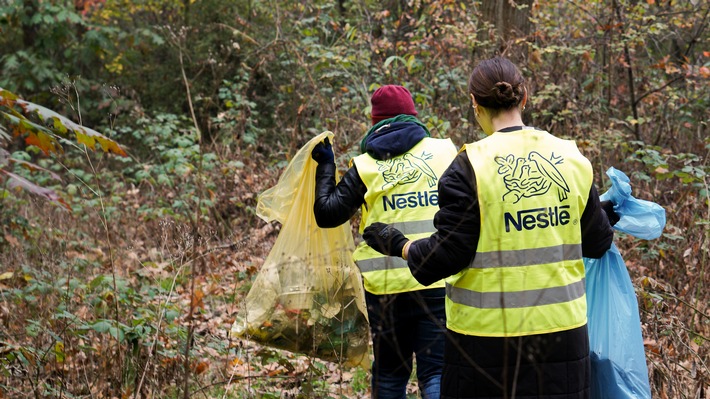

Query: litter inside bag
231;132;370;369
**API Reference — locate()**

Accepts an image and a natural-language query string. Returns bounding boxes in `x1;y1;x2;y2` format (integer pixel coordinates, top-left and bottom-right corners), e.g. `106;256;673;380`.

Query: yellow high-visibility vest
447;128;593;337
352;137;457;295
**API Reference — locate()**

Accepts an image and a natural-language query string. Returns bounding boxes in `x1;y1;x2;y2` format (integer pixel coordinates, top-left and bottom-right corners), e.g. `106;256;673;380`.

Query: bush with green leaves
1;0;708;397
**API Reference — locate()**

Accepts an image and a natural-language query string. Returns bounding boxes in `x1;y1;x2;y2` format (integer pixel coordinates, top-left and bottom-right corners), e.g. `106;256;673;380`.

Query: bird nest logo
496;151;570;203
377;151;438;190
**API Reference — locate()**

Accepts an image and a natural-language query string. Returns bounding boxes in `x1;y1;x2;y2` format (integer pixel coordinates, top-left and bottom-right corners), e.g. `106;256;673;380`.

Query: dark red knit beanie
370;85;418;125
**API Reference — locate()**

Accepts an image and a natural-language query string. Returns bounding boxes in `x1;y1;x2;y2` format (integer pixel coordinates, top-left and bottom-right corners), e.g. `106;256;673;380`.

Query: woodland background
0;0;708;398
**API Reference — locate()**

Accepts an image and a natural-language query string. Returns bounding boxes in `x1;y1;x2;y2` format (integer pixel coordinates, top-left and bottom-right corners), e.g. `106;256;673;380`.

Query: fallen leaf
3;235;20;248
192;361;209;375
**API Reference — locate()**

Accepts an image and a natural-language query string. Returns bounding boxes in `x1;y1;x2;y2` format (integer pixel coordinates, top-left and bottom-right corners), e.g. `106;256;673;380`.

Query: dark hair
468;57;525;111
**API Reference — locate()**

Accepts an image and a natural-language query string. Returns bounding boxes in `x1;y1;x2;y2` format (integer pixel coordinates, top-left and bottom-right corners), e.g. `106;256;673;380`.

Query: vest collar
496;125;539;133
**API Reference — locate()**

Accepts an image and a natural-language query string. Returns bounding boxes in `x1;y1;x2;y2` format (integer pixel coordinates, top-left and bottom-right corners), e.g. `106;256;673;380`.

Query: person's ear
470;93;479;116
521;87;528;111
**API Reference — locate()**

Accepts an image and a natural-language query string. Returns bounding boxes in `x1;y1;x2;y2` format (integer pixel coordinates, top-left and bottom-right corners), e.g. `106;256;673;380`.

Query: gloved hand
363;222;410;257
311;137;334;164
600;200;620;226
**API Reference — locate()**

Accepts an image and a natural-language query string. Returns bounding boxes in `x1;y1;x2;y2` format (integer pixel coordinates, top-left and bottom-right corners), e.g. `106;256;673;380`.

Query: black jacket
313;121;429;228
441;325;591;399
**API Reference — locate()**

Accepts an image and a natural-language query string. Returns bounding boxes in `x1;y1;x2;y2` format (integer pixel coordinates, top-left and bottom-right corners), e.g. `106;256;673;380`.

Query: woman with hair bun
362;57;617;399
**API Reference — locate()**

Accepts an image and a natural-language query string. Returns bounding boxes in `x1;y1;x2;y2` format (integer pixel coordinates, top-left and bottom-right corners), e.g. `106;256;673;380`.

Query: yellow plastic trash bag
231;131;370;369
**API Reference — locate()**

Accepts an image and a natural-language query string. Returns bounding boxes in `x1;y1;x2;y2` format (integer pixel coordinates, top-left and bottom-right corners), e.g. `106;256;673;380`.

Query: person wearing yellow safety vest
363;58;618;399
311;85;458;399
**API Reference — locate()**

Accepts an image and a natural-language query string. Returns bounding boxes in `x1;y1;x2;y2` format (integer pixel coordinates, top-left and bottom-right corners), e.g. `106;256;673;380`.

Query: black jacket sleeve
313;162;367;228
580;185;614;258
407;152;480;285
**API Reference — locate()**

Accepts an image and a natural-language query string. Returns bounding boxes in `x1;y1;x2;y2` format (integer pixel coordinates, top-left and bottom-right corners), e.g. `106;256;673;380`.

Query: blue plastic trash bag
586;244;652;399
585;167;666;399
599;167;666;240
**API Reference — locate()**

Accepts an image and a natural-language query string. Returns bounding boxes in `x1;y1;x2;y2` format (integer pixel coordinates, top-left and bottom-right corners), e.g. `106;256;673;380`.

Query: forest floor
1;150;707;398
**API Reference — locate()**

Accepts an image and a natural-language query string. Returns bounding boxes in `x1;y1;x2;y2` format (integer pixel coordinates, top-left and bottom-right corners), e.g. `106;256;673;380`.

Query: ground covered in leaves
1;147;707;399
0;150;376;398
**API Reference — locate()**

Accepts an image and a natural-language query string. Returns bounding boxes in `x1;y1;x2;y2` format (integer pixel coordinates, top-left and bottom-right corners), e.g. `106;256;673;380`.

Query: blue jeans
365;288;446;399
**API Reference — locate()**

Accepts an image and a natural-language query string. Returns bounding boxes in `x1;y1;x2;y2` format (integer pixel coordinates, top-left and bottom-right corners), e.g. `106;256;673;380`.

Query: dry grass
1;142;708;398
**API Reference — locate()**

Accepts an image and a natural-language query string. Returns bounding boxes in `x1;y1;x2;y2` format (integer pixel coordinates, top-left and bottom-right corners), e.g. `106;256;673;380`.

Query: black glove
600;200;620;226
311;137;334;164
363;222;409;257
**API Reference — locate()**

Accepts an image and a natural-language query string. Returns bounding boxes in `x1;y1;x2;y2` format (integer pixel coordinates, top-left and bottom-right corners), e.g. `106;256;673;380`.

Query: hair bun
495;81;513;95
494;81;521;107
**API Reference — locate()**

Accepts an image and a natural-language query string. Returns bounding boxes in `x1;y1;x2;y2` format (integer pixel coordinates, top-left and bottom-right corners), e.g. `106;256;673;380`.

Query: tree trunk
477;0;533;61
22;0;39;48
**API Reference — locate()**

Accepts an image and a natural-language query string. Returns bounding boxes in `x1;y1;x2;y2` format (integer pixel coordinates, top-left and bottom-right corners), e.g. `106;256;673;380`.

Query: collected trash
231;131;370;368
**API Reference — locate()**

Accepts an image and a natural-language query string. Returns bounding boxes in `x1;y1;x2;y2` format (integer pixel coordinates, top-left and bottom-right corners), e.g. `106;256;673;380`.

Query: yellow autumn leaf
55;342;65;363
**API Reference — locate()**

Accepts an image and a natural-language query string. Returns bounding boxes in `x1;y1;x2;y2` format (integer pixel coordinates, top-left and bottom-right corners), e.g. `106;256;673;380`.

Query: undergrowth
0;0;708;397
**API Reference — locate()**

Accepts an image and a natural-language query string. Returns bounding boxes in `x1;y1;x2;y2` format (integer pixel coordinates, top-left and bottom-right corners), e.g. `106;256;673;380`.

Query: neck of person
490;110;525;133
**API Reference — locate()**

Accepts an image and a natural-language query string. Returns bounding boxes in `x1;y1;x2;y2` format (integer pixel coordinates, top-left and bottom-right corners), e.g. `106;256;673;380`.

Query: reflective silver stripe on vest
470;244;582;269
356;256;409;273
356;220;435;273
446;279;586;309
391;220;435;236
